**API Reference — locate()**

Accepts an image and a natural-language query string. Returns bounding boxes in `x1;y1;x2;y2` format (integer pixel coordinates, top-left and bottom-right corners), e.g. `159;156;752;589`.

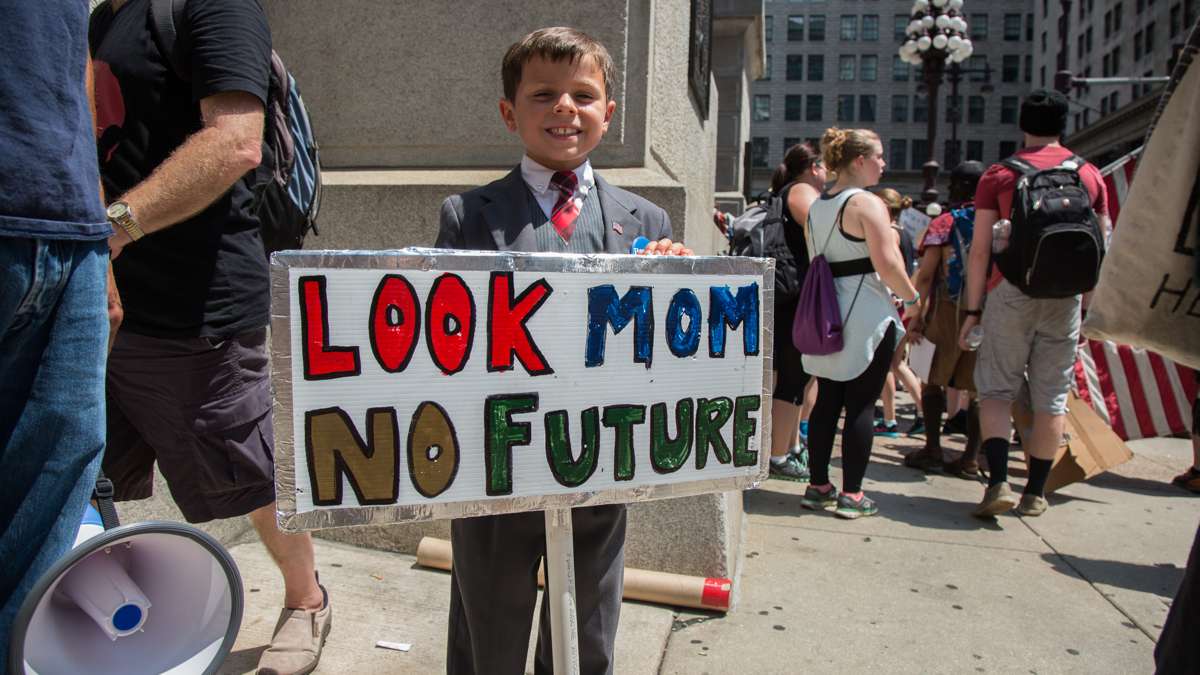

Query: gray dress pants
446;504;626;675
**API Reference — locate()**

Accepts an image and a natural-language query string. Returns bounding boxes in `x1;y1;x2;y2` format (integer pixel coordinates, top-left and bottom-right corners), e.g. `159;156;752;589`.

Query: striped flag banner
1073;150;1198;441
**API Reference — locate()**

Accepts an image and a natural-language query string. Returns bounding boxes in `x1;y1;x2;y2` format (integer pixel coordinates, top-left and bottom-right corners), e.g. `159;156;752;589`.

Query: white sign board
270;250;773;531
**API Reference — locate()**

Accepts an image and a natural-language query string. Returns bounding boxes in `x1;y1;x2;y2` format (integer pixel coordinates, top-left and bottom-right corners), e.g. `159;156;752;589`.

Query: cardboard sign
270;250;774;531
1012;393;1133;493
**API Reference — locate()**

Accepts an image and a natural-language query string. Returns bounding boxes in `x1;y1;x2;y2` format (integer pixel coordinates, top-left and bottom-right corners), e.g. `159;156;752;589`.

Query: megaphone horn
9;507;244;675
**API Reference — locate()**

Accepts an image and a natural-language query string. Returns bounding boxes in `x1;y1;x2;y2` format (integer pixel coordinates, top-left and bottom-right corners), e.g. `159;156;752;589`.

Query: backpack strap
150;0;191;81
1000;157;1039;177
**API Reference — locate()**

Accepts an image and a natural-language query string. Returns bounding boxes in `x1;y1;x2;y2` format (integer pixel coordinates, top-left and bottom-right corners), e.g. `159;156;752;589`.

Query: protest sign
270;250;774;532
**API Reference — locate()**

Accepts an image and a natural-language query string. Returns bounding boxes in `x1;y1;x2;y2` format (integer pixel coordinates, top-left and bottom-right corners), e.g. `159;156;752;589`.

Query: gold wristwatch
107;201;145;242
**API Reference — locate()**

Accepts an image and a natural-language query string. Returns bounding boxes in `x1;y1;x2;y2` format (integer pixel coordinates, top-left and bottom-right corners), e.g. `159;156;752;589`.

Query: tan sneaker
257;585;332;675
1017;494;1049;517
972;483;1019;518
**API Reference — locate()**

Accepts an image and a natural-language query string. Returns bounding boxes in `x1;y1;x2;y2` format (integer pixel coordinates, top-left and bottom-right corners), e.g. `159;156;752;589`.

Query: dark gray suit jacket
435;167;672;252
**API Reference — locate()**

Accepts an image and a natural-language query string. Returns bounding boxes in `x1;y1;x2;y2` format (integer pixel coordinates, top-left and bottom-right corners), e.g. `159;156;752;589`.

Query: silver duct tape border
269;249;776;532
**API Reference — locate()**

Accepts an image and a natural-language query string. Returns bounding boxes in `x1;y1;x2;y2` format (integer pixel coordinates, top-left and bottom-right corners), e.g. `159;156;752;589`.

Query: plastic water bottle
965;325;985;351
992;219;1012;254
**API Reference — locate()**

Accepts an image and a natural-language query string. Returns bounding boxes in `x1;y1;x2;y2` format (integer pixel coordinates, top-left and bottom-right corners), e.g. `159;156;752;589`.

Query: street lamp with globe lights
898;0;973;205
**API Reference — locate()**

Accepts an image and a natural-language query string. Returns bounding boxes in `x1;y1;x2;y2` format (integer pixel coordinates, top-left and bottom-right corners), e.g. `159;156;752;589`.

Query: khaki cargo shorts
974;279;1080;416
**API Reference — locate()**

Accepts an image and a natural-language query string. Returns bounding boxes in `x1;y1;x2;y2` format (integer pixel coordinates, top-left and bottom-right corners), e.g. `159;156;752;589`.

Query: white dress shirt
520;155;595;219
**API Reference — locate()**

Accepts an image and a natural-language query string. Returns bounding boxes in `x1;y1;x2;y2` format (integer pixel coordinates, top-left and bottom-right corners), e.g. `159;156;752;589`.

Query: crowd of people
3;2;1198;674
752;89;1124;520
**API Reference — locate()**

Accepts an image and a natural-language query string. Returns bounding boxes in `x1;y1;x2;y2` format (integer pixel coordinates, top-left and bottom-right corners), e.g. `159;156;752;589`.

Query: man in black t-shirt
91;2;330;672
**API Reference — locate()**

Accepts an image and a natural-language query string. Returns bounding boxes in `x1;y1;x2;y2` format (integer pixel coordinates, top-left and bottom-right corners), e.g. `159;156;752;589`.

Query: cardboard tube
415;536;732;612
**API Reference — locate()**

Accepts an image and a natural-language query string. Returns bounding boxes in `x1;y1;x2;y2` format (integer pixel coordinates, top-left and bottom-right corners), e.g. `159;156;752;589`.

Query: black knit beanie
1019;89;1069;137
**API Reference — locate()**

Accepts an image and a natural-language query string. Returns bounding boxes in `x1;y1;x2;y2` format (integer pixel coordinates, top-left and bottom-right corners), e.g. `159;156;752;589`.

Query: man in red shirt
957;90;1110;519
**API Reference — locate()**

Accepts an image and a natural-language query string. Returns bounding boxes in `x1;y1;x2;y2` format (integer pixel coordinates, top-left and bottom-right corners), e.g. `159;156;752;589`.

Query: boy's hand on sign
639;238;693;257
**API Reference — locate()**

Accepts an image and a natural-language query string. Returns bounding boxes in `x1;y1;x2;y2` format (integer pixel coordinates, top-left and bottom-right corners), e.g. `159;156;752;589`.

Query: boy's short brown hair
501;27;616;101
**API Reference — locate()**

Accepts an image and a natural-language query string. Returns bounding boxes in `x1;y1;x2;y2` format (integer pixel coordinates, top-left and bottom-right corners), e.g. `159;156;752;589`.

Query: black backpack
730;185;806;300
995;155;1104;298
146;0;322;256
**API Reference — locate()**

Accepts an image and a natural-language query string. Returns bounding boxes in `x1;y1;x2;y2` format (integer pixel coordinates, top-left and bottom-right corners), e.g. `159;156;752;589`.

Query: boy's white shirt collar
520;156;595;196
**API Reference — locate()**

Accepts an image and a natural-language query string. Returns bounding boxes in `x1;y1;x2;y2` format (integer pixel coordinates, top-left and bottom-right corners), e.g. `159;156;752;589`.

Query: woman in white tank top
799;128;920;519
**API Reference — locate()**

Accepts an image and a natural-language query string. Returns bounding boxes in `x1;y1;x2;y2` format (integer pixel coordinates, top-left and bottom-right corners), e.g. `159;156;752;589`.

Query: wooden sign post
269;250;774;667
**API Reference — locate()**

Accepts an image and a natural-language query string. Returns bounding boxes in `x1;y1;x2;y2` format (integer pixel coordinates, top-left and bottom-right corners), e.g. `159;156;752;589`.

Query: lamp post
945;62;993;166
899;0;973;205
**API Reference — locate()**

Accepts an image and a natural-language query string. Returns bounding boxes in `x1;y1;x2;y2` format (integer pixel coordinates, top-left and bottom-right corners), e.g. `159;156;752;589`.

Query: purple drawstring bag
792;196;865;355
792;254;847;355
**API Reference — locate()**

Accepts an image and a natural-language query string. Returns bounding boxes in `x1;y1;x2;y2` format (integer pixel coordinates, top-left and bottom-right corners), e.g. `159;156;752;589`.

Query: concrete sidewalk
220;423;1197;674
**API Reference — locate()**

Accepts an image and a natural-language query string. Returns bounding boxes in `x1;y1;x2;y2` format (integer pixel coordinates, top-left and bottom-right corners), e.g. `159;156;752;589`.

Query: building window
891;94;909;122
808;54;825;81
1145;21;1156;53
861;55;878;81
893;55;911;81
970;14;989;41
1043;0;1050;17
860;95;877;122
999;140;1018;159
1001;96;1019;123
1086;27;1093;52
1114;2;1124;31
1134;31;1143;60
1187;0;1197;28
862;15;880;41
944;140;962;167
765;15;773;42
788;15;805;41
1040;65;1046;86
968;95;986;124
762;54;772;80
1103;52;1111;76
967;140;984;161
1004;14;1022;40
1002;54;1020;82
810;15;827;41
807;94;824;121
914;95;929;122
840;55;856;80
1027;13;1035;41
1171;4;1182;37
787;54;804;80
890;139;908;170
945;95;963;123
1109;91;1120;111
912;139;930;167
1041;31;1047;53
753;95;771;122
1077;33;1085;61
1080;0;1086;18
838;94;856;122
894;14;908;41
751;137;769;167
785;95;804;121
1104;10;1112;38
1101;97;1110;115
1137;0;1145;13
967;55;988;81
840;15;857;40
1113;46;1122;74
784;137;801;154
1025;54;1033;82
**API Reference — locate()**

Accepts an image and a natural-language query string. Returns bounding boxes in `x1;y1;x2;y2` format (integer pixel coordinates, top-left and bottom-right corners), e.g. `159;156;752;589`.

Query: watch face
107;202;129;220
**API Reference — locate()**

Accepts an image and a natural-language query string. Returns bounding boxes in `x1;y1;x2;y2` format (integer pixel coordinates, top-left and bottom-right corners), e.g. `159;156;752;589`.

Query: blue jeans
0;238;108;664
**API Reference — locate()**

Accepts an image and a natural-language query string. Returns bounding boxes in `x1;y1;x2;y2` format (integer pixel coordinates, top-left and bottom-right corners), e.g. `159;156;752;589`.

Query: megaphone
8;506;244;675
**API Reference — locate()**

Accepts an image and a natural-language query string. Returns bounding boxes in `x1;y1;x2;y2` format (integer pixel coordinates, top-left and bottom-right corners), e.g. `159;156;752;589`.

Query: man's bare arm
110;91;264;255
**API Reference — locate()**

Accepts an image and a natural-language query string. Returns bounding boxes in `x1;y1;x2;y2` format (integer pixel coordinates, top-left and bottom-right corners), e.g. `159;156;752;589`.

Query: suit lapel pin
612;223;623;235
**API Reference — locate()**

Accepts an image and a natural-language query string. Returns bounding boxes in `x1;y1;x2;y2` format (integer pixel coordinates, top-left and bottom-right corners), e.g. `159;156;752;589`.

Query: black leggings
808;323;898;494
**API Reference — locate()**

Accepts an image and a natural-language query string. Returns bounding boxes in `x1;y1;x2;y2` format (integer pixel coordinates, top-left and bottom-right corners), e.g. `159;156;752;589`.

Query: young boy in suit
435;26;691;675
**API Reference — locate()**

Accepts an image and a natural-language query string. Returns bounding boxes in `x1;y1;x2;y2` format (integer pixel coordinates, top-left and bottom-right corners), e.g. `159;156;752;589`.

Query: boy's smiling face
499;54;616;171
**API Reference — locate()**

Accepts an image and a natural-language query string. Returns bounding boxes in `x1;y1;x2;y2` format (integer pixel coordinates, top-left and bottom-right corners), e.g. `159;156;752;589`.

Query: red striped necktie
549;170;580;242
